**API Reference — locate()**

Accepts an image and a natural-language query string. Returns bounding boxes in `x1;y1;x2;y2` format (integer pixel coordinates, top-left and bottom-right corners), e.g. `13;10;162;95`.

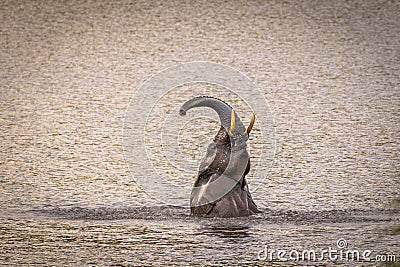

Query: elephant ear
198;143;217;173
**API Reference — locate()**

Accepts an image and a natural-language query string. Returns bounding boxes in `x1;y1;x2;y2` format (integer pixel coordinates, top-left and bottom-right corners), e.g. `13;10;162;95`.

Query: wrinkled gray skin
180;96;260;217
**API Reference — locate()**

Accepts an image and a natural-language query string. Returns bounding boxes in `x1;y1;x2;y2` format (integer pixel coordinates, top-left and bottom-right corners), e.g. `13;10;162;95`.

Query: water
1;0;399;266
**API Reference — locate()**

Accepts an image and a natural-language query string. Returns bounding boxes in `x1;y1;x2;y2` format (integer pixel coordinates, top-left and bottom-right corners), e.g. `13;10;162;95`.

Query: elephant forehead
198;142;231;173
198;143;217;172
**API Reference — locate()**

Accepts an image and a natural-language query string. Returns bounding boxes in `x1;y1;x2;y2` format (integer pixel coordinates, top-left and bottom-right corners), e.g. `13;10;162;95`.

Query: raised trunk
180;96;259;217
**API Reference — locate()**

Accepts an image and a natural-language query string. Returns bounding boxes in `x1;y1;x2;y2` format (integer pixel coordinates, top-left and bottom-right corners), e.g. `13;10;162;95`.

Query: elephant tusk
229;109;235;135
245;112;256;135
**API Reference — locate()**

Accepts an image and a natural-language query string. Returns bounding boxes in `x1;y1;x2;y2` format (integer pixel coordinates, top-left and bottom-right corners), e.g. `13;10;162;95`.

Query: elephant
180;96;260;217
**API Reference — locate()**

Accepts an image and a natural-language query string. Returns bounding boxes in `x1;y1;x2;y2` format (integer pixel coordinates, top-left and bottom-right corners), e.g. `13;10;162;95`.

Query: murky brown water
1;0;399;266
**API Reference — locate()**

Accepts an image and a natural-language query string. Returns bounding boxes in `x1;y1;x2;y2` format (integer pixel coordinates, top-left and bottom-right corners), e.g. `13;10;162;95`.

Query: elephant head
180;96;260;217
